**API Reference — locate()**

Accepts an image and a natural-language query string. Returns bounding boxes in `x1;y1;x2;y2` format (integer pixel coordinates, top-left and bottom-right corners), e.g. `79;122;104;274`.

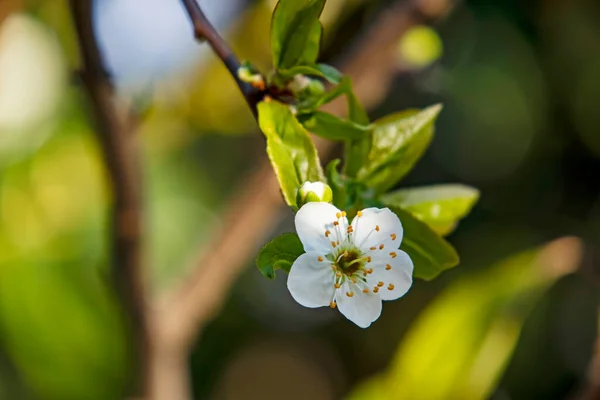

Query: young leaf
257;100;324;208
298;111;370;141
271;0;326;69
276;63;343;84
256;233;304;279
390;206;459;280
325;159;348;210
356;104;442;193
382;184;480;236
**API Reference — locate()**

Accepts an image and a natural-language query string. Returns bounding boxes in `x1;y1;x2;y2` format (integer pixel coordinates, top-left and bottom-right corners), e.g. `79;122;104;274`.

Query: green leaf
277;63;343;84
298;111;370;141
382;184;480;236
390;206;459;280
271;0;325;69
356;104;442;192
257;100;324;208
348;238;582;400
256;233;305;279
325;159;348;210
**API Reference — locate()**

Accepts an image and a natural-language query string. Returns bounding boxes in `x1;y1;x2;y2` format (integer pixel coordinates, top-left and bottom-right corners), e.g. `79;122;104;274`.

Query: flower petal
351;207;403;253
367;250;413;301
295;202;349;253
336;281;382;328
287;251;336;308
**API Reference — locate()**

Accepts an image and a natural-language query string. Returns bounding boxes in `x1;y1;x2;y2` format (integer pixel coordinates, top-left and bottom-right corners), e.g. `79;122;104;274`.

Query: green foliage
271;0;325;69
257;100;324;209
326;159;348;210
298;111;370;141
258;2;474;282
390;206;459;280
355;104;442;193
382;184;480;236
276;63;343;84
348;240;577;400
256;233;305;279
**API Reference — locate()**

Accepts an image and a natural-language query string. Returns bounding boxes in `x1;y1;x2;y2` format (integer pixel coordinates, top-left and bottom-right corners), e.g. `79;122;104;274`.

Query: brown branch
68;1;148;396
180;0;264;117
151;1;457;397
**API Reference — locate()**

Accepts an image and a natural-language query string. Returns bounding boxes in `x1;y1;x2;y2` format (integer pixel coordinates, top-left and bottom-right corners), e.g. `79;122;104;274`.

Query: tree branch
156;0;458;376
180;0;264;117
69;1;148;396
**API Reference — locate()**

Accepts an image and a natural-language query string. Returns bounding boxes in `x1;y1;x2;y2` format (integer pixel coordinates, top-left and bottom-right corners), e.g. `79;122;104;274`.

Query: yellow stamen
363;288;369;294
330;301;337;308
334;283;341;289
390;233;397;240
375;225;380;232
366;256;372;263
318;256;323;262
370;246;376;251
325;230;331;237
336;212;342;219
333;221;339;226
367;268;373;274
341;211;347;217
379;244;384;250
388;284;395;291
373;286;379;293
390;252;397;258
351;277;357;284
377;281;384;287
346;292;354;298
331;241;337;248
385;264;392;270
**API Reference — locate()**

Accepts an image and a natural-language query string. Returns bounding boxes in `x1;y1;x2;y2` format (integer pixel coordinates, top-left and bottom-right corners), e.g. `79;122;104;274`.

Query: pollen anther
325;230;331;237
333;221;339;226
390;252;397;258
370;246;376;251
357;210;363;217
330;301;337;308
379;244;385;250
334;283;341;289
388;284;395;290
336;212;342;219
385;264;392;270
375;225;380;232
390;233;397;240
363;288;369;294
346;292;354;298
341;211;347;217
373;287;379;293
377;281;384;287
331;241;337;248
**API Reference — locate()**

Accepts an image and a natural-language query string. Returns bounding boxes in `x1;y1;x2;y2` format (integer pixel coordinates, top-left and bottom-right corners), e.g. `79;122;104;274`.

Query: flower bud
297;181;333;206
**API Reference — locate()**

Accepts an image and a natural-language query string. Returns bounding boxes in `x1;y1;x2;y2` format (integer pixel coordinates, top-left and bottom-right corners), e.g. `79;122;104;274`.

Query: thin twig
180;0;264;117
69;1;148;396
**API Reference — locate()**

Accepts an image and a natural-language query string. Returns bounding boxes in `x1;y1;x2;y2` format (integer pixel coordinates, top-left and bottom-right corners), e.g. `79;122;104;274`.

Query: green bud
297;181;333;206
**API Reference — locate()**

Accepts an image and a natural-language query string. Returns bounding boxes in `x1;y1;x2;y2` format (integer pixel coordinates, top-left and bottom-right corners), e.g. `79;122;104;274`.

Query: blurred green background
0;0;599;399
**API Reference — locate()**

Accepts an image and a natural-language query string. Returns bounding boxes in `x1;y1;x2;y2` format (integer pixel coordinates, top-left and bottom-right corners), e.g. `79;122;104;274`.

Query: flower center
337;249;363;275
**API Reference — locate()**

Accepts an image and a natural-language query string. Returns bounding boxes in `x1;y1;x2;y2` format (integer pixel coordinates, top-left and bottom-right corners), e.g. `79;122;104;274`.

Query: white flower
287;202;414;328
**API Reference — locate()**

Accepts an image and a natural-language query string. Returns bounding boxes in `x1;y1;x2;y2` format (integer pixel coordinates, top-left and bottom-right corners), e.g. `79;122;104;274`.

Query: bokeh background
0;0;599;399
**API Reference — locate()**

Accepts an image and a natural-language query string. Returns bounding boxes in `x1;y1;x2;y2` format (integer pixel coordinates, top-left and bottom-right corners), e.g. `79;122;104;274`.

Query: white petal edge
336;281;382;328
351;207;403;253
295;202;349;253
287;251;336;308
367;250;413;301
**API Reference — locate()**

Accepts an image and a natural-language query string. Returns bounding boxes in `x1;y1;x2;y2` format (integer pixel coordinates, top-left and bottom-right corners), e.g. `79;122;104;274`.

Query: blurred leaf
256;233;304;279
257;100;324;208
276;63;343;84
391;206;459;280
356;105;442;192
326;159;347;210
382;184;480;236
298;111;370;141
348;238;582;400
0;262;128;400
271;0;325;69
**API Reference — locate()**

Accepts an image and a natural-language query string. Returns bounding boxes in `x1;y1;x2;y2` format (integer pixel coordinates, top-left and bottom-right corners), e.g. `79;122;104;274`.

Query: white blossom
287;202;414;328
